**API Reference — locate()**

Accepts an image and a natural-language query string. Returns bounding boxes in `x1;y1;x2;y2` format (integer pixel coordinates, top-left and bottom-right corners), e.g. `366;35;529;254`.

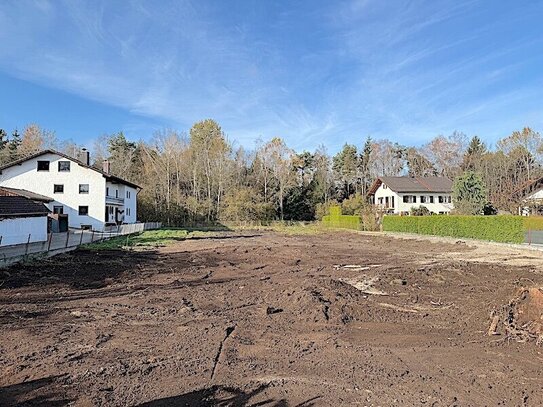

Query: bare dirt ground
1;231;543;406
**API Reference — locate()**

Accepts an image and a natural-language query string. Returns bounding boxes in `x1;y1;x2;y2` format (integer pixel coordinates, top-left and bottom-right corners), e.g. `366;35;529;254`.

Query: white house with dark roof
0;149;140;231
368;176;454;214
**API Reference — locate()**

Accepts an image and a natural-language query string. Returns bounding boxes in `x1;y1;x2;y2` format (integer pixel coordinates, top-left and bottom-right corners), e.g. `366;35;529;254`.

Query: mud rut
1;231;542;406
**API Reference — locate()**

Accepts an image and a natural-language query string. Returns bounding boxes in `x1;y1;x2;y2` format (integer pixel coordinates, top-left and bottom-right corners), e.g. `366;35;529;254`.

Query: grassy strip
86;223;326;250
85;229;221;250
235;221;326;235
382;215;525;244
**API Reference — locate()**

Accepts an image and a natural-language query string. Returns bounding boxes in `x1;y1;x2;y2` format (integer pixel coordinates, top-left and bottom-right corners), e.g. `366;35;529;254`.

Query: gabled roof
513;176;543;200
0;196;50;217
368;176;453;195
0;187;53;202
0;149;141;189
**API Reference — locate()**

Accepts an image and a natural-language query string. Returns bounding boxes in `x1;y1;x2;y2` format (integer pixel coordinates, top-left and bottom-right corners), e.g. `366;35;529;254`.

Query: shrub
341;194;367;215
220;188;274;222
410;206;431;216
322;206;360;230
382;215;525;244
315;199;339;220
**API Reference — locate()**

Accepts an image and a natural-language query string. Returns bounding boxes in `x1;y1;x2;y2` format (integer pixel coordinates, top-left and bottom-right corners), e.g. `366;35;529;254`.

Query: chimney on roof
102;159;111;174
78;148;90;165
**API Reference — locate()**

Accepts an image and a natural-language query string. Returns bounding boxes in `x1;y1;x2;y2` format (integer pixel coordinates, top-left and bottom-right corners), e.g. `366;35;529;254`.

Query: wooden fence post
47;233;53;251
79;230;84;245
65;230;70;248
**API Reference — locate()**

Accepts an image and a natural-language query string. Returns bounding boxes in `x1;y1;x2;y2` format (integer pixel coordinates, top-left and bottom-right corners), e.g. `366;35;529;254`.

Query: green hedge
322;206;361;230
382;215;525;244
524;216;543;231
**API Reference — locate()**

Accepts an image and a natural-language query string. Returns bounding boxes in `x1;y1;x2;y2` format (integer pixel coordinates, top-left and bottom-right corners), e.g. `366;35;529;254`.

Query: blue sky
1;0;542;152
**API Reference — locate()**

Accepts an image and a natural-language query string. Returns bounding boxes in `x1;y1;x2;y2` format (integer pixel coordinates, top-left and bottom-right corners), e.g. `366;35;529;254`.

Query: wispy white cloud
0;0;542;151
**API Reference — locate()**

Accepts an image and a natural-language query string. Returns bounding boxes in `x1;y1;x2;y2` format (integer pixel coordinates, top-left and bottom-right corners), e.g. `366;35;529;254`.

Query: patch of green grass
232;221;326;235
86;228;220;250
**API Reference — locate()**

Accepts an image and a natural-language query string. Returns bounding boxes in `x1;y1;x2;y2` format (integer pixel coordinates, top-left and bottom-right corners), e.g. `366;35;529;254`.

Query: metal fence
525;229;543;245
0;222;162;266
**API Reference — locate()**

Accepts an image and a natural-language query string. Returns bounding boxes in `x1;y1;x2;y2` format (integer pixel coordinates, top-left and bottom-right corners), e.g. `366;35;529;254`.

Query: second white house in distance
0;149;140;231
369;176;454;214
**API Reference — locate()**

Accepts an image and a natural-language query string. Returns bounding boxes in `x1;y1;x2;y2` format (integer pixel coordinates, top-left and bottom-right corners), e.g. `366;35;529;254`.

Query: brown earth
1;231;543;406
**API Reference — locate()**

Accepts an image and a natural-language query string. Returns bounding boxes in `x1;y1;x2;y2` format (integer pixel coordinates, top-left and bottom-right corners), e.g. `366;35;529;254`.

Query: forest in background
0;121;542;225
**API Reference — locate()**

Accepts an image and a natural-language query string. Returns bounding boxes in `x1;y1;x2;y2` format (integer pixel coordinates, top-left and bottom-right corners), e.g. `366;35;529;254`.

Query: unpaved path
1;231;543;406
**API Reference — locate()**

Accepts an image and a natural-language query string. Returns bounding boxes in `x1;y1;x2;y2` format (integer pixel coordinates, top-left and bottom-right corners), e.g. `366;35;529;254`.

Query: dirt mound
490;287;543;344
283;278;372;324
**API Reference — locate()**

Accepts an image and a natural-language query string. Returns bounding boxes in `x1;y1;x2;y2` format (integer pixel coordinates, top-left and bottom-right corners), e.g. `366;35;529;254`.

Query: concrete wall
0;153;107;230
374;183;454;214
0;216;48;246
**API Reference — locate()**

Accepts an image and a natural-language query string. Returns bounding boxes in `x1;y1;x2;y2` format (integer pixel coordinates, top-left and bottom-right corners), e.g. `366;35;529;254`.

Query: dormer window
37;161;50;171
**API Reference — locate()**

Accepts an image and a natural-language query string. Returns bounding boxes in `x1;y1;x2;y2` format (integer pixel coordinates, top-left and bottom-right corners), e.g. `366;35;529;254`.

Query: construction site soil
1;231;543;406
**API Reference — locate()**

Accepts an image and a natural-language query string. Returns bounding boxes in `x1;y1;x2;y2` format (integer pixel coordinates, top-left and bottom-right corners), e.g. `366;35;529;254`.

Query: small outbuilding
0;188;51;246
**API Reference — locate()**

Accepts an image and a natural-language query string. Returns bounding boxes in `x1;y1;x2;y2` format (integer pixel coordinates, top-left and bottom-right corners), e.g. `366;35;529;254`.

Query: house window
37;161;50;171
403;195;417;204
115;189;118;198
106;187;109;196
79;184;89;194
78;206;89;216
429;196;434;203
421;196;427;203
58;161;71;172
126;190;130;199
53;205;63;214
53;184;64;193
127;208;130;216
447;196;452;203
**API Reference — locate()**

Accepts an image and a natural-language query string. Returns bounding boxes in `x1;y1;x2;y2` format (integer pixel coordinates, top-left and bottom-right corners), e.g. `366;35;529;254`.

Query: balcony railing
106;195;124;205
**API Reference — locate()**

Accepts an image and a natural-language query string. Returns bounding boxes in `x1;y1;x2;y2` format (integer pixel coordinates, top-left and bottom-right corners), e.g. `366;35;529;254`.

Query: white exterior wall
0;216;48;246
374;183;454;214
374;185;400;211
105;182;137;223
0;153;107;230
124;186;137;223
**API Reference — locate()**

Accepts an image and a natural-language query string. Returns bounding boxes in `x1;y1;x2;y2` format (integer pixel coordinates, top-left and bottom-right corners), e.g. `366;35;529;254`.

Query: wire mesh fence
525;229;543;245
0;222;161;266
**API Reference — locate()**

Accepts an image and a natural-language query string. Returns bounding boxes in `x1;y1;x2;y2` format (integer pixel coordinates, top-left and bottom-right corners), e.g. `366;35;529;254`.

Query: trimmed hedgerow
524;216;543;231
322;206;361;230
382;215;525;244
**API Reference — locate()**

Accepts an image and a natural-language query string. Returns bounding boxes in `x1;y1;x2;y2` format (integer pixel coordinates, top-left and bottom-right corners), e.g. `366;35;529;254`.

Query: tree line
1;121;542;224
